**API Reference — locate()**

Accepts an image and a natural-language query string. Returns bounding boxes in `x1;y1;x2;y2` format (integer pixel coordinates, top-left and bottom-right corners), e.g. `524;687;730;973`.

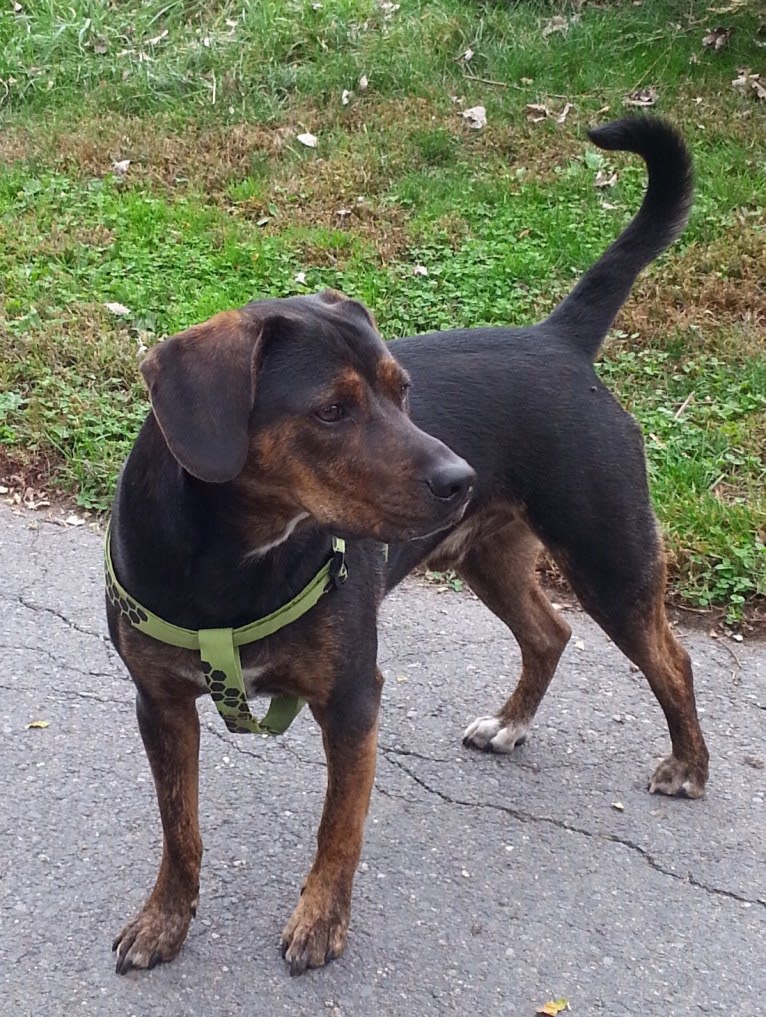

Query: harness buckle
327;546;348;590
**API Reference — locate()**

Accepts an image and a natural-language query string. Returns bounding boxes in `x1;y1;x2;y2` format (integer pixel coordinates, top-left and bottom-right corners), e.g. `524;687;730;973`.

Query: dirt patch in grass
0;445;60;503
0;116;294;191
618;230;766;347
0;303;143;383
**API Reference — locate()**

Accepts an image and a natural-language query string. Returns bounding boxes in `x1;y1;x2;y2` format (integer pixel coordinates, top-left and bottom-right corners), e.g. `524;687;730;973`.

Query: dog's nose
426;459;476;503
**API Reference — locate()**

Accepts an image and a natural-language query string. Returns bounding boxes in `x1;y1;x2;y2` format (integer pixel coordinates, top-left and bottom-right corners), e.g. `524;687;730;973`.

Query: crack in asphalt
383;752;766;912
0;592;107;642
0;639;131;708
0;678;127;709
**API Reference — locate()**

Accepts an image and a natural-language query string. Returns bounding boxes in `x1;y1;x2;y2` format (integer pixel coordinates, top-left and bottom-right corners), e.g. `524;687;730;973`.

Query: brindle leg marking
113;688;203;973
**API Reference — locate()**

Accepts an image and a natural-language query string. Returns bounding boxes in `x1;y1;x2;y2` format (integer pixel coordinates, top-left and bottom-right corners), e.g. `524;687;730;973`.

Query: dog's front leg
281;672;381;975
113;686;203;974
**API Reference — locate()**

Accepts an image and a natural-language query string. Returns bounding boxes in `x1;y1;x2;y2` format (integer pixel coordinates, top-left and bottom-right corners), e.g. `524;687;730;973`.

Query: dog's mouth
407;486;473;542
370;481;473;544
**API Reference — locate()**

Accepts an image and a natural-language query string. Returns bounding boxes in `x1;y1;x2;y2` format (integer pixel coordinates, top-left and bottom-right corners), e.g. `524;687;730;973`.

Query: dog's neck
110;416;333;631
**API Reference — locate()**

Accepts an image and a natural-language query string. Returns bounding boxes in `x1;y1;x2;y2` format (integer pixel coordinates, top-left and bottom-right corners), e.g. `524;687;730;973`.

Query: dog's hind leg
563;548;709;798
113;683;203;973
456;519;572;754
639;605;709;798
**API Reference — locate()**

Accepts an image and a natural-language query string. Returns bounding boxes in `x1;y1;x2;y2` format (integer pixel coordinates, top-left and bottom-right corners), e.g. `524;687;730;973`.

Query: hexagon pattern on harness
106;570;149;627
200;660;263;733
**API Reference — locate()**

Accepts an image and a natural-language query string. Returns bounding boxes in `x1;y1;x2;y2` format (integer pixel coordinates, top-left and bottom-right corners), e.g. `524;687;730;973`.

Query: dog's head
140;290;475;546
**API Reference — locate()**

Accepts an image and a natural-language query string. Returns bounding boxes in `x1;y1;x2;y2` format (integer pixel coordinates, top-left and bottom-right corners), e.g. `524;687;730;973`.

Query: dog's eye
315;404;346;424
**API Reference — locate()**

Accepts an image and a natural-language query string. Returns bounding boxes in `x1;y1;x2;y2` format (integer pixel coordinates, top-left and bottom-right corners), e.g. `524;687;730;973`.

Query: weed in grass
425;569;464;594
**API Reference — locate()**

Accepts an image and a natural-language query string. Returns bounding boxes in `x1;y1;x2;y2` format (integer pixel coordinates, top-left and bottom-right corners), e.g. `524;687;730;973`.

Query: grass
0;0;764;621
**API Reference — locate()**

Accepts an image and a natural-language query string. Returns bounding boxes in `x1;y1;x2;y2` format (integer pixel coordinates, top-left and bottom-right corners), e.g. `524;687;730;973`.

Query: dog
107;116;708;977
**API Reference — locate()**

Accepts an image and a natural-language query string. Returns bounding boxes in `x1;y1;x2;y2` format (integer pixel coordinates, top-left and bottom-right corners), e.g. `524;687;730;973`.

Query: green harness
105;524;347;735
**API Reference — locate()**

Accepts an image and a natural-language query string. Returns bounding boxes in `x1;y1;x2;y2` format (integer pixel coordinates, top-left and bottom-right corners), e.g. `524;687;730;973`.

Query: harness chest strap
105;524;347;735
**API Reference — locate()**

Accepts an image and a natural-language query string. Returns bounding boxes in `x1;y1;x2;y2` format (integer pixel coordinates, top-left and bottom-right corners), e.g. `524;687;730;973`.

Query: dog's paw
112;905;193;974
462;715;529;753
648;755;706;799
281;890;349;976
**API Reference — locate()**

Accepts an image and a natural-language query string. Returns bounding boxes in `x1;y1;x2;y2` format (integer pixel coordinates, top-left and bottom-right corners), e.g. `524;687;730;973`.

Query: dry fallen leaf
710;1;745;12
147;29;169;47
594;169;618;189
702;26;733;50
26;720;50;730
624;86;658;107
104;301;131;316
413;265;429;277
112;159;131;176
732;68;766;100
341;88;351;105
296;132;318;148
536;1000;570;1016
525;102;550;122
556;102;573;124
542;15;569;39
461;105;487;129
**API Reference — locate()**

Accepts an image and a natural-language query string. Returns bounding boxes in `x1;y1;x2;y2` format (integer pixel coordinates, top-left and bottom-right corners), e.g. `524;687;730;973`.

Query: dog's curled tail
545;116;693;360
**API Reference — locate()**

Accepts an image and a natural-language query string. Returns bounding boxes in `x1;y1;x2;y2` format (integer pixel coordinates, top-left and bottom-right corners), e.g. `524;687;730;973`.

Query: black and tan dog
107;117;708;977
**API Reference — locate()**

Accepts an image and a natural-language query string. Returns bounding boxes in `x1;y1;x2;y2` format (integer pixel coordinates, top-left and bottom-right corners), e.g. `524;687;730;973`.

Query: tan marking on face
376;356;408;404
240;416;393;540
326;367;366;407
235;358;465;543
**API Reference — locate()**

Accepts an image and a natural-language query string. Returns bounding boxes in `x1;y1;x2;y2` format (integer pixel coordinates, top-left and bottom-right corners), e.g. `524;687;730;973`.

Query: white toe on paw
463;716;529;753
488;721;529;754
463;716;503;749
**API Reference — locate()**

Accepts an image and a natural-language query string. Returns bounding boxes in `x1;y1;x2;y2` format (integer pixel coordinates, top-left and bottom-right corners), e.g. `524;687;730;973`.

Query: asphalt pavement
1;503;764;1017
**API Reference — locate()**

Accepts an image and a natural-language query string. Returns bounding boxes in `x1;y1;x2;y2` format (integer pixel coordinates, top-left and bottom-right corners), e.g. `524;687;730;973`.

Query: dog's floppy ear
140;310;263;483
317;287;378;329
